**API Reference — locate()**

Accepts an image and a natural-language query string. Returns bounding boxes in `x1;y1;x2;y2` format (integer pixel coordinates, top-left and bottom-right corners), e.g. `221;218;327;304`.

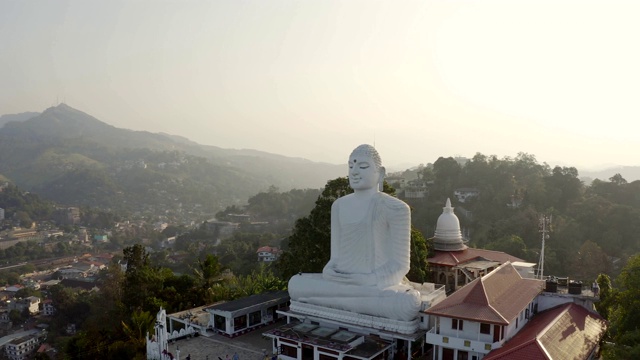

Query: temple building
425;262;545;359
427;199;531;292
424;262;606;360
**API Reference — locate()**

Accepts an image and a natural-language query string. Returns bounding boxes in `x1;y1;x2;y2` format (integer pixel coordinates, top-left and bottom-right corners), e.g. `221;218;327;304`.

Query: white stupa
433;198;467;251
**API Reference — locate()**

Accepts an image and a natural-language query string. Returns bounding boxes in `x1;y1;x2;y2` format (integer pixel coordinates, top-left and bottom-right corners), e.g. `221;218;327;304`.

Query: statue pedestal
289;300;420;335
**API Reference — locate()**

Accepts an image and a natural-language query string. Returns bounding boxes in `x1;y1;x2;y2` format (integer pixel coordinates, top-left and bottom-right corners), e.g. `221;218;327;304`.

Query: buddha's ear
379;166;386;191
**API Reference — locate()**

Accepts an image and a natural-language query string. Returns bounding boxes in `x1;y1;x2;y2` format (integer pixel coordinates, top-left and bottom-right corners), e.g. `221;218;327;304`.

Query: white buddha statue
288;144;421;322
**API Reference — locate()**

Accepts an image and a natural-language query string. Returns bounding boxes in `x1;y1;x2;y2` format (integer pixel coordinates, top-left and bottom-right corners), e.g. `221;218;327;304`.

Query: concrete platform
162;319;284;360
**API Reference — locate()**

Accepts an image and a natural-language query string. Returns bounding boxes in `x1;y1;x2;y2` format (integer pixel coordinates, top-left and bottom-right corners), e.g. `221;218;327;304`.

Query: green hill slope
0;104;343;213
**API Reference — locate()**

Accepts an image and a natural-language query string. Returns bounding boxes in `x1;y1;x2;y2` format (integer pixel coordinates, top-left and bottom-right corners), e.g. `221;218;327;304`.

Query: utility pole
538;215;552;279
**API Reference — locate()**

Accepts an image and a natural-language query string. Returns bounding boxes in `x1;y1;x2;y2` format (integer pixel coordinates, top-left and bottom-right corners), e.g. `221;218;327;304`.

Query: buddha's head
348;144;386;191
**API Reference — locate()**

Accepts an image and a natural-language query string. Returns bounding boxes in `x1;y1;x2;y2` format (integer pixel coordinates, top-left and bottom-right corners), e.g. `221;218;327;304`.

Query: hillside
0;111;39;128
580;166;640;184
0;104;343;214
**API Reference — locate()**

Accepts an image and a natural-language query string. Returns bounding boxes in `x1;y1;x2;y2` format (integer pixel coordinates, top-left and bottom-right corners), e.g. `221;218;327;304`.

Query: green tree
121;310;155;351
431;157;462;200
605;254;640;357
408;228;429;283
485;235;530;260
8;309;23;324
15;210;33;228
545;166;583;211
595;273;613;320
569;240;610;282
34;353;50;360
122;244;166;312
610;173;627;185
193;254;223;302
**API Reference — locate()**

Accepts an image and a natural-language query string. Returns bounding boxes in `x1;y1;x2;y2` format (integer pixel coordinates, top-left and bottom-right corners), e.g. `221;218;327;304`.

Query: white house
256;246;281;262
8;297;40;315
453;188;479;203
4;334;41;360
425;263;544;360
425;262;607;360
41;300;55;316
404;179;428;199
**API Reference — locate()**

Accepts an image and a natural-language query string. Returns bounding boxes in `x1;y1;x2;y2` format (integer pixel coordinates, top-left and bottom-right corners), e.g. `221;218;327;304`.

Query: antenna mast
538;214;552;279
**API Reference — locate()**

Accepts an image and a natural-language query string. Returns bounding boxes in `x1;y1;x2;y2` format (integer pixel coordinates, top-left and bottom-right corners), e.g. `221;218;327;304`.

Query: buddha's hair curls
349;144;382;169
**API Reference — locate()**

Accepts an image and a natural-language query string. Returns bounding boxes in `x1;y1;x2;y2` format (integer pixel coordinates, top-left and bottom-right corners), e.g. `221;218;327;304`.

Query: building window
319;355;336;360
213;314;226;332
249;310;262;327
234;315;247;331
480;323;491;334
279;344;297;358
452;318;464;330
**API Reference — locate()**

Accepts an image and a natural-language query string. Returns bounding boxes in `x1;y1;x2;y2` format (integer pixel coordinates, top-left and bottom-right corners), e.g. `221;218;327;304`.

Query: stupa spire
433;198;467;251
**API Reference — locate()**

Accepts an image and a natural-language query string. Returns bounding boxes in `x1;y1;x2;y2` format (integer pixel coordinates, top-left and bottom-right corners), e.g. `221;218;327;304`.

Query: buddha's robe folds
288;192;421;322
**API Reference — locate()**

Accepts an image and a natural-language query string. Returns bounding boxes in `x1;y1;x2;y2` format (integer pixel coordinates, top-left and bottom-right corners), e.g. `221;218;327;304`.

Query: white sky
1;0;639;171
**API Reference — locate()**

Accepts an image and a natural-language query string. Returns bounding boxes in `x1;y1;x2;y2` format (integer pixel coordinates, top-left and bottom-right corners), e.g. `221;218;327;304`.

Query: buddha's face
348;154;380;191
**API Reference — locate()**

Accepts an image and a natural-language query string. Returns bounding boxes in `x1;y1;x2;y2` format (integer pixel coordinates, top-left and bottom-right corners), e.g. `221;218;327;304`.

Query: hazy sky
2;0;639;171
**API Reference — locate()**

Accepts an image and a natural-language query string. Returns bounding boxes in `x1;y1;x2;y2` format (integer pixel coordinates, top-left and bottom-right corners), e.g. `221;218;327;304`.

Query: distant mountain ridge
0;104;344;213
579;166;640;184
0;111;40;128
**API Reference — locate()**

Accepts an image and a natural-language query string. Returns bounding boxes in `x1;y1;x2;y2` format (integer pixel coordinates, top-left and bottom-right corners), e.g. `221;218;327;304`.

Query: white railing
425;327;495;354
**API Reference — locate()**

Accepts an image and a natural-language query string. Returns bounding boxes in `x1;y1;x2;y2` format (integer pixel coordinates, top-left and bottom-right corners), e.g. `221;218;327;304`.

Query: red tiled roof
257;246;280;254
425;262;543;325
428;248;523;267
484;303;607;360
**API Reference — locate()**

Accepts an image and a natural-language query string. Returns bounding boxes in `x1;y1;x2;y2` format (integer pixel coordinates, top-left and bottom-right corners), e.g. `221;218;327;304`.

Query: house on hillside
8;296;40;315
404;179;428;199
256;246;281;262
385;175;406;189
94;234;108;242
453;188;479;203
41;299;55;316
4;333;42;360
